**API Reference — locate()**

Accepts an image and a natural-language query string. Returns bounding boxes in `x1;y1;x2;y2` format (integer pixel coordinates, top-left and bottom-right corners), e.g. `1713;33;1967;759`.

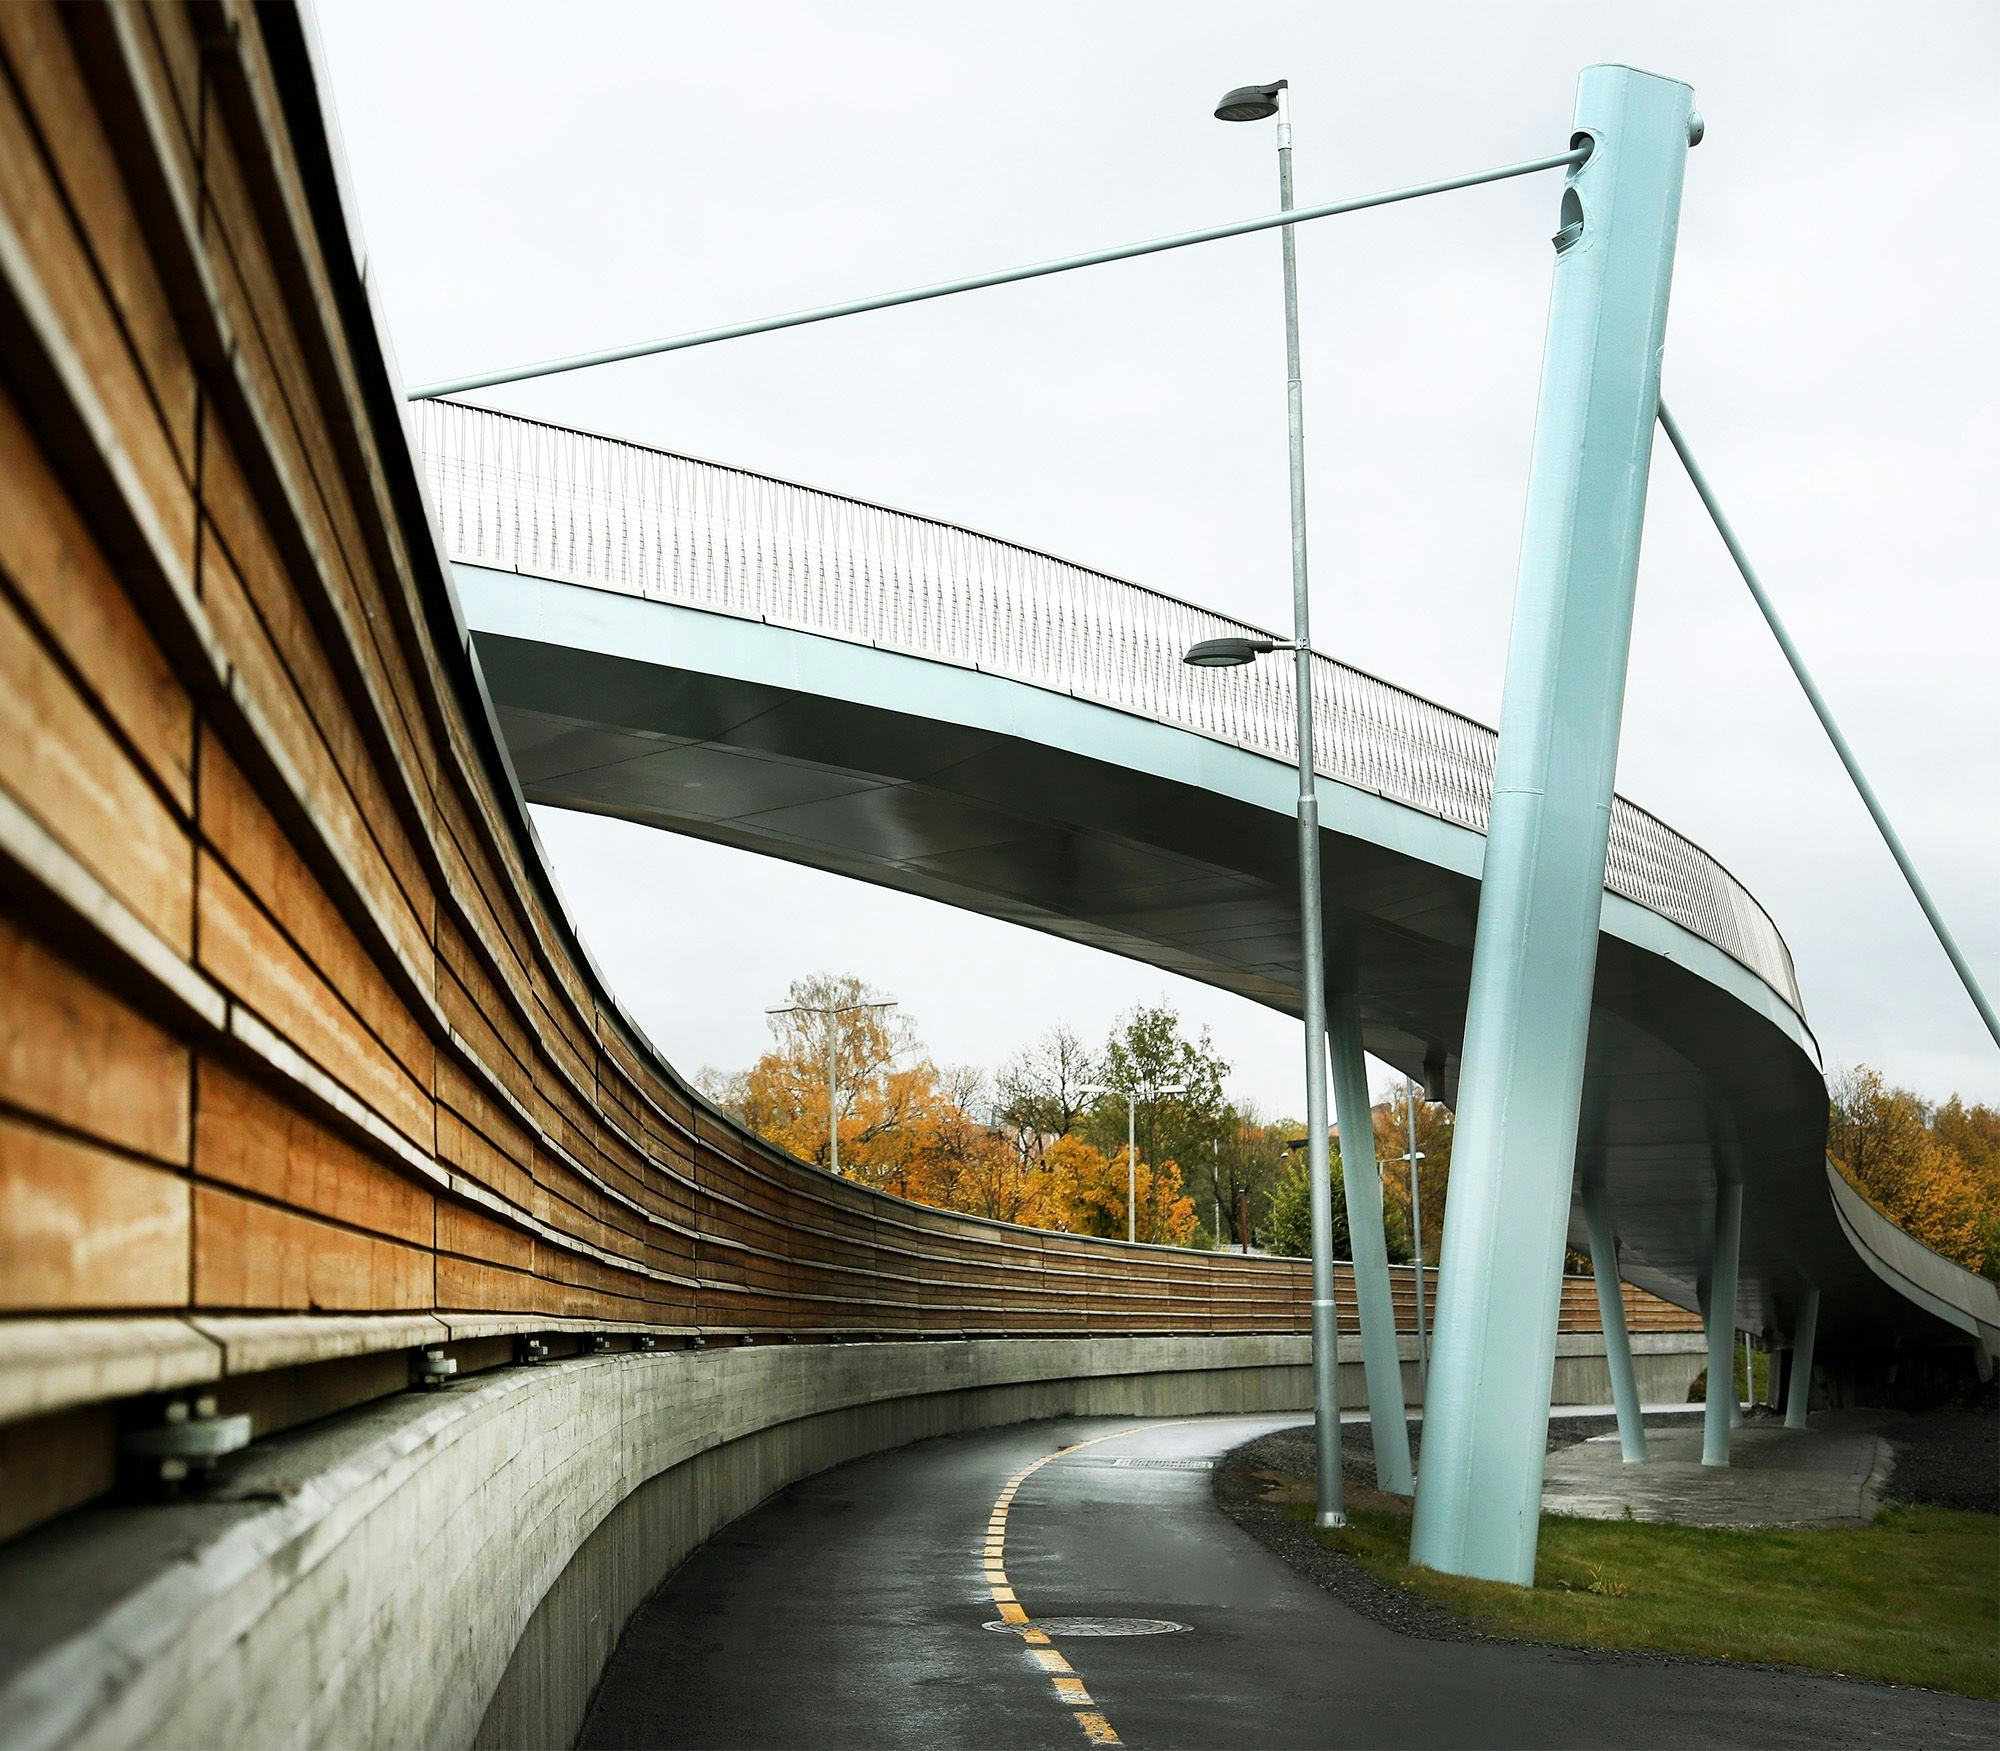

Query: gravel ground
1210;1410;1707;1653
1881;1385;1999;1515
1210;1422;1488;1647
1254;1408;1707;1496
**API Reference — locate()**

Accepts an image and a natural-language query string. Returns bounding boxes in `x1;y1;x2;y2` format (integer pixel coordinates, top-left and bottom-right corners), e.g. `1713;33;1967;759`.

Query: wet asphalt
577;1415;1997;1750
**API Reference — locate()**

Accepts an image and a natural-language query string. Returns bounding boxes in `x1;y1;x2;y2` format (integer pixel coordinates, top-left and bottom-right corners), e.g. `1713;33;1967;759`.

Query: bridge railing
412;400;1803;1014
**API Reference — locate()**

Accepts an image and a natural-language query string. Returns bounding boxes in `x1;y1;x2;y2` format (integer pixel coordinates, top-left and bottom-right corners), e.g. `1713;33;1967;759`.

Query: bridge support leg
1785;1286;1820;1429
1702;1178;1743;1466
1328;994;1414;1494
1408;64;1695;1586
1582;1179;1646;1462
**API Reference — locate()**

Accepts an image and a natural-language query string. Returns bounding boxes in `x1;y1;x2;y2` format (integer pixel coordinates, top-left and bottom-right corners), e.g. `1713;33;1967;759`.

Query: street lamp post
1081;1083;1187;1242
1388;1076;1430;1394
766;998;897;1174
1190;77;1346;1529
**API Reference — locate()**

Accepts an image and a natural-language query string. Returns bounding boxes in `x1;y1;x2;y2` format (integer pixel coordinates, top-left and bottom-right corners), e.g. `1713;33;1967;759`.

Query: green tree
1265;1137;1412;1262
1085;1003;1230;1185
1200;1103;1290;1249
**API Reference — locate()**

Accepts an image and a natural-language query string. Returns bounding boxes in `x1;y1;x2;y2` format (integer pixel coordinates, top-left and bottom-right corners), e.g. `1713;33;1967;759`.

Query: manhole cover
1109;1457;1214;1471
984;1618;1189;1637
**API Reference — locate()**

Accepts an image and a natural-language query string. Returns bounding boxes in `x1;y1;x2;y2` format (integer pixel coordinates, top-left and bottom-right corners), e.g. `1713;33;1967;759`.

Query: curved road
577;1417;1991;1749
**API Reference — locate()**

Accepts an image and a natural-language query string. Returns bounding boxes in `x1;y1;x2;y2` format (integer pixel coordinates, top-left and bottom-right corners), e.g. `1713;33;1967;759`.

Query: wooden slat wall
0;0;1701;1529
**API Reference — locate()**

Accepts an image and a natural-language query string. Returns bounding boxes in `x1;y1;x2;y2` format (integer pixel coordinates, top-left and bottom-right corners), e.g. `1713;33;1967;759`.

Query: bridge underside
460;565;1963;1356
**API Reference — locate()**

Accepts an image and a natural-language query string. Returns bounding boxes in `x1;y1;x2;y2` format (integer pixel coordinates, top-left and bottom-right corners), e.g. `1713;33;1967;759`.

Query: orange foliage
1829;1067;1993;1275
1024;1134;1199;1246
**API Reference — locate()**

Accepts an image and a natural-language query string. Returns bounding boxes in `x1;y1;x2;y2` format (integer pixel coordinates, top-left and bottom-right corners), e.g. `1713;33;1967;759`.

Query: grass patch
1298;1500;1999;1700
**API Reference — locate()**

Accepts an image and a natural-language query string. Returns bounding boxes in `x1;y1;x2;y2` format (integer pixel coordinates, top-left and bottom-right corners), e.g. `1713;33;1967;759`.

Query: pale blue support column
1785;1286;1820;1429
1702;1177;1743;1466
1582;1178;1646;1462
1409;64;1696;1586
1328;993;1414;1494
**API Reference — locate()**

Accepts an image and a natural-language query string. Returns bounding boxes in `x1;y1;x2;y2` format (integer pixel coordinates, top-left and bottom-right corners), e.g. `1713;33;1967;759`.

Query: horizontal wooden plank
194;1057;435;1250
0;380;192;812
0;1114;188;1308
192;1182;432;1312
0;586;193;953
0;2;197;476
0;912;188;1164
195;847;434;1152
0;52;194;578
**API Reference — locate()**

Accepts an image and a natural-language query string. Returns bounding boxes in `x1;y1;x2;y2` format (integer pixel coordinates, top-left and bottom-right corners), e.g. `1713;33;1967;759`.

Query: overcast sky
316;1;1997;1118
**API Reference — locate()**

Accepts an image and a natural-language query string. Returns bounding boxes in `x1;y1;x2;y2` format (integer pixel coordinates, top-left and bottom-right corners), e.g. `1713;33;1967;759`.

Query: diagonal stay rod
407;146;1588;400
1658;400;1999;1050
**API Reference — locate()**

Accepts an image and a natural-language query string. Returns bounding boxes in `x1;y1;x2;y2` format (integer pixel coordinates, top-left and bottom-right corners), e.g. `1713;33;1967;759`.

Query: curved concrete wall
1826;1163;2000;1369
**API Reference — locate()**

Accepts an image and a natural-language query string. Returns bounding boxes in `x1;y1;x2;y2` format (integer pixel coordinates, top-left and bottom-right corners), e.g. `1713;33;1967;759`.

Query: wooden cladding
0;0;1701;1442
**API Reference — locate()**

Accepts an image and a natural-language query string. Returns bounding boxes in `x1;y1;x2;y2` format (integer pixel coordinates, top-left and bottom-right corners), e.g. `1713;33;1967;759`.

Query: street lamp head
1183;636;1282;667
1214;80;1287;123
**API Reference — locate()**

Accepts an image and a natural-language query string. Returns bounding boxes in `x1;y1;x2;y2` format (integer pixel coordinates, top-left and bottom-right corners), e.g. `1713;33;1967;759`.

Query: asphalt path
577;1415;1996;1749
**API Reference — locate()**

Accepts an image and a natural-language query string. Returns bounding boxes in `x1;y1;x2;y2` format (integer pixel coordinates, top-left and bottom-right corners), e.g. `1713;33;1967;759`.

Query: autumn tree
1027;1133;1199;1246
1828;1066;1990;1274
708;980;1072;1233
1932;1096;2000;1279
896;1064;1036;1223
703;973;918;1171
1374;1084;1454;1263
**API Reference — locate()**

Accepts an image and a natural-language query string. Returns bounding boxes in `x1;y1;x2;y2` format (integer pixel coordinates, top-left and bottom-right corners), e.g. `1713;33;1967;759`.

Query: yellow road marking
980;1419;1200;1747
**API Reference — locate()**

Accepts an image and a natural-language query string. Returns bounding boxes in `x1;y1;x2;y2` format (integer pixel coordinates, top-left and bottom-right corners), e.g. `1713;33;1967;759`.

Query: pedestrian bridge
418;399;1994;1366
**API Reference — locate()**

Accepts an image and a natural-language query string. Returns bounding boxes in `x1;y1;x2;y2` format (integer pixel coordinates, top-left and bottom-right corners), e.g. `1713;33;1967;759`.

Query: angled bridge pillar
1410;64;1697;1586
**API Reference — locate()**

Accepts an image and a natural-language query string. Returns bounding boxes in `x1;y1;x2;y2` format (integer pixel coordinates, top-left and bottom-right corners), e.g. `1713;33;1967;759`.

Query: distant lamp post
1081;1083;1188;1242
766;998;898;1175
1194;74;1345;1530
1386;1076;1430;1393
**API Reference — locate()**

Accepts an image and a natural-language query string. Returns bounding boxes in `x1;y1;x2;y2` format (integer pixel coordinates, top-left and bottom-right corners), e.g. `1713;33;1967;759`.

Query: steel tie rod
407;145;1588;401
1657;399;1999;1050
